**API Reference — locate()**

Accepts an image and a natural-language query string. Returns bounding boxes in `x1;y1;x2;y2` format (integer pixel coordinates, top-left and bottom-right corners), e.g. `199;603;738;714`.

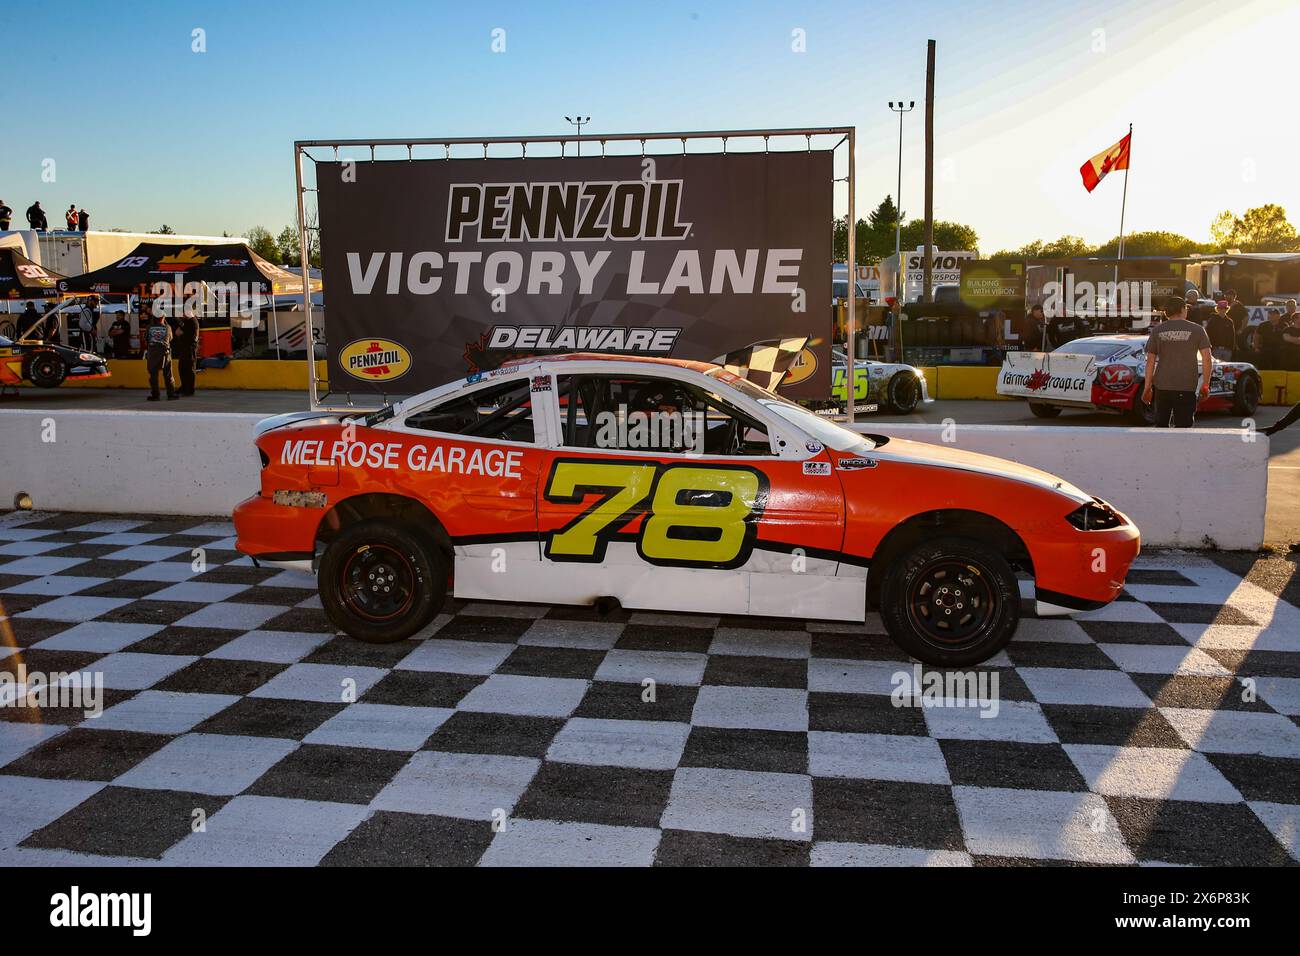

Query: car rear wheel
887;372;922;413
1232;375;1260;417
26;353;66;388
319;519;446;643
879;536;1021;666
1027;401;1061;418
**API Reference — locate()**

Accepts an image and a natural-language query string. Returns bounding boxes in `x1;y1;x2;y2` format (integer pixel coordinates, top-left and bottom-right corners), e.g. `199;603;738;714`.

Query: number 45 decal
543;459;769;570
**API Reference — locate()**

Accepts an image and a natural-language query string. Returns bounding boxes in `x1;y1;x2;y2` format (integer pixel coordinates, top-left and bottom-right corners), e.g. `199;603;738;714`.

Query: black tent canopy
1;247;66;300
57;242;320;296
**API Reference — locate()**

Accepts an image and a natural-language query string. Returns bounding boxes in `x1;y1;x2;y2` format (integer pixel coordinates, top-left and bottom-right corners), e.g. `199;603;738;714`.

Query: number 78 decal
543;459;769;570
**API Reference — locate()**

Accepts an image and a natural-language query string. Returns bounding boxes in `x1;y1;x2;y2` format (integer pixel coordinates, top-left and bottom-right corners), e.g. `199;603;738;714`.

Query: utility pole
888;101;914;306
565;115;591;157
922;40;936;303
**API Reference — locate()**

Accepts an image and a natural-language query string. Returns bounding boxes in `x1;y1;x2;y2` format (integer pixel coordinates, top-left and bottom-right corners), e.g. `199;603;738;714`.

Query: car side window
404;377;535;444
556;374;771;456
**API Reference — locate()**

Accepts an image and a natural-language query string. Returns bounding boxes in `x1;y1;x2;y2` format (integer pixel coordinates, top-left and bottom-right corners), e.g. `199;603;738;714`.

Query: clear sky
4;0;1296;253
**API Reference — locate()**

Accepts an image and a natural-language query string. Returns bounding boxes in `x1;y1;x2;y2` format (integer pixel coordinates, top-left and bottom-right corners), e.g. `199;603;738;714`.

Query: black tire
887;372;922;414
26;353;66;388
879;536;1021;666
1027;401;1061;418
1232;375;1260;417
318;519;446;643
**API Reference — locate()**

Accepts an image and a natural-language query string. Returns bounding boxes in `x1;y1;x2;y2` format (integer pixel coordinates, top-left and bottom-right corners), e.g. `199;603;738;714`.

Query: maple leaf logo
1026;369;1051;391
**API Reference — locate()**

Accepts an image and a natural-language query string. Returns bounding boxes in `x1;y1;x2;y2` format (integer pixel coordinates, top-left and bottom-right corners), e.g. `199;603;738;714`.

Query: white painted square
952;786;1134;863
260;569;318;590
92;691;239;734
5;575;110;596
1249;802;1300;862
807;658;909;695
205;630;333;665
811;843;972;866
661;767;812;842
34;621;161;653
148;581;251;604
394;639;514;675
1064;744;1242;803
1074;602;1164;624
102;544;190;563
518;620;624;650
457;674;590;718
546;717;690;770
249;663;387;704
115;733;298;795
1256;677;1300;717
304;703;453;751
707;627;811;659
1;556;89;578
162;795;367;866
808;731;950;783
0;723;67;769
0;540;65;557
70;520;147;534
65;652;196;691
481;820;660;867
1159;708;1300;758
372;750;540;819
120;562;201;583
172;602;287;631
691;685;808;732
16;594;131;622
594;649;707;686
1098;644;1231;676
1018;667;1151;708
0;775;103;850
176;522;237;538
921;700;1058;743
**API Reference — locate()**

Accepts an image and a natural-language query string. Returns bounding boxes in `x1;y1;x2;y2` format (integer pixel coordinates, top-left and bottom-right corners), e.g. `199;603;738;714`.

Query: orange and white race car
233;354;1140;665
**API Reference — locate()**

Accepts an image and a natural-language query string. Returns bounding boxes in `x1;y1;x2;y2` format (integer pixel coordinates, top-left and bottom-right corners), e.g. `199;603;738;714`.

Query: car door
533;369;854;619
388;371;547;602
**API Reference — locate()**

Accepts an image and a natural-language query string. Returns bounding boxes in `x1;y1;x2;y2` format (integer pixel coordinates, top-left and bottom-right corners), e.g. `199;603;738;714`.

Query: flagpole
1116;123;1132;261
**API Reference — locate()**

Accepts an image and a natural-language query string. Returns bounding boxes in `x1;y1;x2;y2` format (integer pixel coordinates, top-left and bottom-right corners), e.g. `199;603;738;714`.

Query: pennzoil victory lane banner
315;151;832;396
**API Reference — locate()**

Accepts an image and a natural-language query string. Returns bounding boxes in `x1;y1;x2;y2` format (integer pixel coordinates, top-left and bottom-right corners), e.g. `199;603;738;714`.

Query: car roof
499;352;720;374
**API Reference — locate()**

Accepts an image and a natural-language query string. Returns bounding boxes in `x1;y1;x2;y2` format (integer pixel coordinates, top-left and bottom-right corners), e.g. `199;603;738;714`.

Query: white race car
996;334;1262;424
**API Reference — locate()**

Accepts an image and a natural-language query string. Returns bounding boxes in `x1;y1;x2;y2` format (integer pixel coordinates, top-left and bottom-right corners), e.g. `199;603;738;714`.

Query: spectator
64;205;78;230
1205;300;1237;361
41;303;60;343
1257;309;1285;369
173;312;199;396
0;200;12;230
76;300;95;350
143;310;178;401
1183;288;1204;324
1022;303;1048;350
1225;289;1249;334
1141;295;1213;428
26;201;47;231
1283;312;1300;372
77;207;89;232
108;313;131;359
19;301;40;337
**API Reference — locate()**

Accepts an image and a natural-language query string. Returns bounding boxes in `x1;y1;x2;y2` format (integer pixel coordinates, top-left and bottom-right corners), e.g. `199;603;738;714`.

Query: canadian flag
1079;131;1131;193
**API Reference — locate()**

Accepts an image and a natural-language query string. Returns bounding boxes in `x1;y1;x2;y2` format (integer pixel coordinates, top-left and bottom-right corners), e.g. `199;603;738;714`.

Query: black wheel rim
34;357;57;379
905;558;999;651
340;544;415;622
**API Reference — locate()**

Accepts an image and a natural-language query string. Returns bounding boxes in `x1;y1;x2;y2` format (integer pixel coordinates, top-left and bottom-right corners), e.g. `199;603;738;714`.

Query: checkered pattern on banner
711;337;809;392
0;511;1297;866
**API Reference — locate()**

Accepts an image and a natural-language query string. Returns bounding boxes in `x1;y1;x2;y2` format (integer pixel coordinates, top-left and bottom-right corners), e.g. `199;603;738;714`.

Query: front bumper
1031;517;1141;617
232;493;321;569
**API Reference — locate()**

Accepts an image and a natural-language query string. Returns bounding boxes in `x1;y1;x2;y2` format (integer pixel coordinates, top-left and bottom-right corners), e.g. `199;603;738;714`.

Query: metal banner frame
294;126;856;413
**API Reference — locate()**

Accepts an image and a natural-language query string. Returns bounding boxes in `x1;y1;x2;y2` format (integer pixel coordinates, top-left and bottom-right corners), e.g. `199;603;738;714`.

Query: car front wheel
887;372;922;413
1232;375;1260;416
879;536;1021;666
26;353;66;388
319;519;446;643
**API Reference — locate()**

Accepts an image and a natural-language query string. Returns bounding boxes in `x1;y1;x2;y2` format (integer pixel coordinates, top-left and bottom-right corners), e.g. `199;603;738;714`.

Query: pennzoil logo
782;347;818;386
340;338;412;382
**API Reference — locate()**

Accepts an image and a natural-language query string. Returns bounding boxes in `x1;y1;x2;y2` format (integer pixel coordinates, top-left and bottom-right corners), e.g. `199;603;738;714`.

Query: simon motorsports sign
315;151;833;395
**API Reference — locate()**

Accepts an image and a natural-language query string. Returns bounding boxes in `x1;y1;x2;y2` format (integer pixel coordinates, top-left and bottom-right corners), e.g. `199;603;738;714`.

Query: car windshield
704;367;878;452
1053;339;1134;360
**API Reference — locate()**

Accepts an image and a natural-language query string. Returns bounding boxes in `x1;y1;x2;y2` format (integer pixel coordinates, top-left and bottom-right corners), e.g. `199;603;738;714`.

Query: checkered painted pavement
0;510;1297;867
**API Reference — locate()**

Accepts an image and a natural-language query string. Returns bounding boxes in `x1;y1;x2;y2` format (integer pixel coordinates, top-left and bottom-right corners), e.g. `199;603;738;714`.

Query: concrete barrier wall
850;422;1268;550
0;410;1269;548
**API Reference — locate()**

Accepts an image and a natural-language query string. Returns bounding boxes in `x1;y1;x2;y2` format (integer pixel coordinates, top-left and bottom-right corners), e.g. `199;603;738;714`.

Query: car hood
859;437;1092;503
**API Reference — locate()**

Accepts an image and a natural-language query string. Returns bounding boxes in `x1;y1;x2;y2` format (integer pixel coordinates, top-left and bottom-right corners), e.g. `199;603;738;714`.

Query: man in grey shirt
1141;296;1212;428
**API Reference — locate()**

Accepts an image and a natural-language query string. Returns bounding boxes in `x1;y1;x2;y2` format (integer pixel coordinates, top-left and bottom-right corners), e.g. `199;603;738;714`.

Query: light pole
565;115;591;156
888;101;914;305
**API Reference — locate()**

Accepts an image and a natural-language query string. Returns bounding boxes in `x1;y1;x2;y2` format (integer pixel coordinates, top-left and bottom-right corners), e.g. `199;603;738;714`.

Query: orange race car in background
234;354;1140;665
